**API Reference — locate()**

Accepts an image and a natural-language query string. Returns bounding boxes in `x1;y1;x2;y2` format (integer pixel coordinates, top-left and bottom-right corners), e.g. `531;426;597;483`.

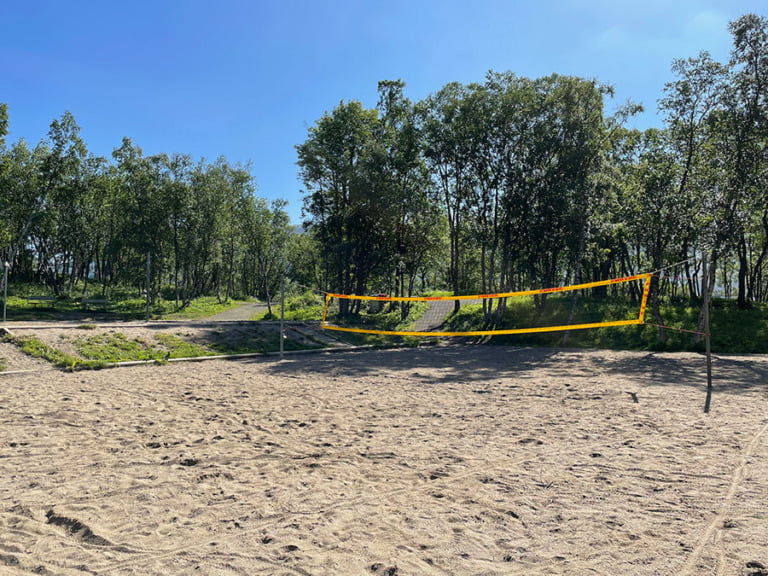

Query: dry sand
1;332;767;575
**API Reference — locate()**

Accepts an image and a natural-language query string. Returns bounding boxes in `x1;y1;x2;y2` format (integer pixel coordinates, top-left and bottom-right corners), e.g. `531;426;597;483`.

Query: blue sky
2;0;765;223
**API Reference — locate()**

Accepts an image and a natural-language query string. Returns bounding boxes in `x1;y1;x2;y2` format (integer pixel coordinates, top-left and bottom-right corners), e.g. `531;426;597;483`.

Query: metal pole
279;273;285;360
145;251;151;322
703;251;713;413
2;261;9;324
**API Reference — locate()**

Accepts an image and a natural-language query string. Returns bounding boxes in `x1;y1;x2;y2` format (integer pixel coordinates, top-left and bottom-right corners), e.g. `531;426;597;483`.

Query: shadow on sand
256;344;768;396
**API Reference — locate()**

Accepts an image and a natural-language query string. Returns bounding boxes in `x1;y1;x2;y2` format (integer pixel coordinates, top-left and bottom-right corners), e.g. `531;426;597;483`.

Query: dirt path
199;301;270;322
411;299;457;332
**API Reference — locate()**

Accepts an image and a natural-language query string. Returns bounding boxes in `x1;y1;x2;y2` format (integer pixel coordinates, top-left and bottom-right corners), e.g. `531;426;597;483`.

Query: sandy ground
1;334;767;575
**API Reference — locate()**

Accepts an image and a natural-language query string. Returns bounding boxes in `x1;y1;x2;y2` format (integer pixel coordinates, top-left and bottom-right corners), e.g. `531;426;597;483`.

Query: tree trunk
737;232;749;309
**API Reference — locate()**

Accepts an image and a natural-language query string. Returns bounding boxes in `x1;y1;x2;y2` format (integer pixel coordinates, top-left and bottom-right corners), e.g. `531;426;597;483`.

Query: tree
660;52;728;301
419;82;475;310
297;100;381;313
245;198;291;313
0;139;43;276
0;103;7;147
726;14;768;305
374;80;444;312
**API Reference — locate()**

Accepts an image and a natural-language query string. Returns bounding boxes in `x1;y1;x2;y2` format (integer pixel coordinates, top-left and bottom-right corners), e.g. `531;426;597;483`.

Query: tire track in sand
678;419;768;576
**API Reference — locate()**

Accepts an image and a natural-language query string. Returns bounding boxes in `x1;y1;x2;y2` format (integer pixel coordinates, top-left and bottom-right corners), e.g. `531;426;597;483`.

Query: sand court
1;344;767;575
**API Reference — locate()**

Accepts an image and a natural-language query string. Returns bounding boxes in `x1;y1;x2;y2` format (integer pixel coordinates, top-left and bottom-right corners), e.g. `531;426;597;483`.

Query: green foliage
1;110;292;306
0;102;8;144
282;305;325;321
288;290;324;310
13;335;71;364
0;356;7;372
297;89;445;303
254;291;325;321
327;299;428;332
421;290;453;297
709;299;768;353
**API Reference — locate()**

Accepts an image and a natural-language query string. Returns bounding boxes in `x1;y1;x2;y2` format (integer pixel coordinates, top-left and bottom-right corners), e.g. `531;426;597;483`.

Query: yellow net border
321;274;652;337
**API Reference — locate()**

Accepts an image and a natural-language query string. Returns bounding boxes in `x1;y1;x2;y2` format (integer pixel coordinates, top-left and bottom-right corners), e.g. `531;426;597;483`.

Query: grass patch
73;332;218;362
0;357;7;372
73;333;164;362
207;330;316;355
5;331;218;371
154;333;217;358
161;297;243;320
330;331;425;348
6;335;108;370
254;291;325;321
2;288;247;322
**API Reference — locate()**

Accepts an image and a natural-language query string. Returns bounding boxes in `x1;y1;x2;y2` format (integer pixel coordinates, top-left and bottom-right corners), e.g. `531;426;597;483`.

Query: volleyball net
321;274;652;338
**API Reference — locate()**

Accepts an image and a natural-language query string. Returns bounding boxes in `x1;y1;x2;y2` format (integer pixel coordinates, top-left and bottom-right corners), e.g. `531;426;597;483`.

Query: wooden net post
703;251;713;413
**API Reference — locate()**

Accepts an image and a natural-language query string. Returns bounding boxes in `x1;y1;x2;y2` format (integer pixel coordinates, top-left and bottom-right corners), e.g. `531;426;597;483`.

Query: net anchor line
643;323;708;337
650;256;697;276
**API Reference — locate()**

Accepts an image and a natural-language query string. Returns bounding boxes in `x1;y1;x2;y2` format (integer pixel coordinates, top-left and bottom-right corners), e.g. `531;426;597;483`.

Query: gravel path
199;301;270;322
411;299;457;332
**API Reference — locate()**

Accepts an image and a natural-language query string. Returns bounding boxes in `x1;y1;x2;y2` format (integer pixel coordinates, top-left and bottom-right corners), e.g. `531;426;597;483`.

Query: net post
2;260;9;323
145;251;151;322
703;251;713;413
279;272;285;361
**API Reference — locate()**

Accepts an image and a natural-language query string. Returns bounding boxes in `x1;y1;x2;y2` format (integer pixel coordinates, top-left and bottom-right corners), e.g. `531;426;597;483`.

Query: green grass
253;291;325;321
5;335;109;370
72;332;218;362
0;357;7;372
160;297;243;320
1;283;247;322
5;331;219;371
153;333;217;358
329;331;428;348
73;333;163;362
207;332;311;355
421;290;454;297
708;299;768;353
